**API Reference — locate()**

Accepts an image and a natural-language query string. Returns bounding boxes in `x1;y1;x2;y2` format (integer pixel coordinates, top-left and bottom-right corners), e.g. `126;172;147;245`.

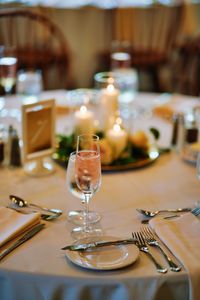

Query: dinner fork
132;231;167;274
141;226;181;272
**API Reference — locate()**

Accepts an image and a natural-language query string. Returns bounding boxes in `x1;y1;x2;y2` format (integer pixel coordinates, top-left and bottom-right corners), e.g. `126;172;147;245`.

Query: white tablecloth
0;91;199;300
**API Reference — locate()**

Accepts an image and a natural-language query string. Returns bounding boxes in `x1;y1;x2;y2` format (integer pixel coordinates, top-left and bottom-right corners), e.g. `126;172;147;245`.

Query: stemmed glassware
0;45;18;120
196;152;200;179
66;151;101;227
74;134;102;238
0;46;17;95
195;152;200;209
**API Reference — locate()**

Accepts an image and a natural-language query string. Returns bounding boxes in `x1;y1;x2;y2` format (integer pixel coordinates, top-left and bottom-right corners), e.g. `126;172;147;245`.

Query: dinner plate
65;236;139;270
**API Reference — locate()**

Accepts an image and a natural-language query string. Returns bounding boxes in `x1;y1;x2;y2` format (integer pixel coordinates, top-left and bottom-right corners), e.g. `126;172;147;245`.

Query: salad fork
141;226;181;272
132;231;167;274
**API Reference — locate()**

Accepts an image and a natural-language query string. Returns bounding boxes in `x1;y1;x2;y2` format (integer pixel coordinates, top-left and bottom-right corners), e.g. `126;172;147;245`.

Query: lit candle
74;105;94;135
101;83;119;130
106;123;128;159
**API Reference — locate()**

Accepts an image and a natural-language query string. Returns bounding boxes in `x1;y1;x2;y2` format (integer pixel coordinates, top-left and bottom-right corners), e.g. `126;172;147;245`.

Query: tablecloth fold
150;213;200;300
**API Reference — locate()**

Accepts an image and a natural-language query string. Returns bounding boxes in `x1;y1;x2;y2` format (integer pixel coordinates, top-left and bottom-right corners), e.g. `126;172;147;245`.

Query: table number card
22;99;56;176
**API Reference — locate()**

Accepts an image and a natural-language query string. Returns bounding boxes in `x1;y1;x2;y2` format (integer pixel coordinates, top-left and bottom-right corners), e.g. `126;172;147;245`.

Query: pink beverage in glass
76;150;101;195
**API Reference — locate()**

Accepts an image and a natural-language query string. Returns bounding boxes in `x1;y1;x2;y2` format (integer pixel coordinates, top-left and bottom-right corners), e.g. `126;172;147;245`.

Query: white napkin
0;206;41;247
150;213;200;300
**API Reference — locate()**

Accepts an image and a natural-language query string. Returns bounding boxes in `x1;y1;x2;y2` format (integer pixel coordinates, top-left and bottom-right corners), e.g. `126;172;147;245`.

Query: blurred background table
1;2;200;95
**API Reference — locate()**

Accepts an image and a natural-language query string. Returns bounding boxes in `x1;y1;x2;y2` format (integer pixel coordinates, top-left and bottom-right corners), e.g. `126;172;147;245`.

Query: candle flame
80;105;87;113
113;123;121;132
107;84;115;93
116;117;122;125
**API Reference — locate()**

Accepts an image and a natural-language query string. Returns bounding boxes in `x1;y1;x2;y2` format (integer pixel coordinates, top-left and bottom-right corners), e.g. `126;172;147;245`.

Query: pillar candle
74;105;94;135
101;83;119;130
106;123;128;159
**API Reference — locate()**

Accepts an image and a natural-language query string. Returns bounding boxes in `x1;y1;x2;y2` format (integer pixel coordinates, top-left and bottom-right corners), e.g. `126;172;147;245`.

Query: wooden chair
0;8;74;90
172;35;200;96
96;4;184;92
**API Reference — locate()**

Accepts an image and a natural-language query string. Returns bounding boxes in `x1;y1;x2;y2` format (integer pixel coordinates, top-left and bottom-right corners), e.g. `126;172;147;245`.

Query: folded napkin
150;213;200;300
0;206;41;247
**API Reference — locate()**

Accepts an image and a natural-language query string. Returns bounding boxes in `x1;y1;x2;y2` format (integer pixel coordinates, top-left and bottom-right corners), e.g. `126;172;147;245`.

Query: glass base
68;210;101;225
71;226;103;240
24;158;55;177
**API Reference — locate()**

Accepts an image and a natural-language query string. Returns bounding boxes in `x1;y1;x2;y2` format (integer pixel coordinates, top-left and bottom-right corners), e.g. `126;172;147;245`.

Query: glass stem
84;193;91;232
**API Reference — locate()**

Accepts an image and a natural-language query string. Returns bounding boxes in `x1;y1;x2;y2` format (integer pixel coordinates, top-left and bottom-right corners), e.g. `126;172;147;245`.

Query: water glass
16;70;43;98
74;134;102;238
94;70;138;105
66;151;101;231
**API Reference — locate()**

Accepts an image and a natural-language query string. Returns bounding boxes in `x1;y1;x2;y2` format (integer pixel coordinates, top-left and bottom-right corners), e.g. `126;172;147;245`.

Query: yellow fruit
130;130;149;149
99;139;114;165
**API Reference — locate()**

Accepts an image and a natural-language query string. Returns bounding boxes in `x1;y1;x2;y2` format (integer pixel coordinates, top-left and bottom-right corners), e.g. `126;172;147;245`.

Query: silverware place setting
9;194;63;221
136;207;191;218
62;228;181;274
61;238;136;251
7;205;60;221
140;226;181;272
137;205;200;224
132;231;168;274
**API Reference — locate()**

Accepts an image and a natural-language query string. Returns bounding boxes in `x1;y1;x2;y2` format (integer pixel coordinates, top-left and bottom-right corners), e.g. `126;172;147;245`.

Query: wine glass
75;134;102;238
197;152;200;179
0;45;18;120
0;46;17;95
66;151;101;226
195;152;200;208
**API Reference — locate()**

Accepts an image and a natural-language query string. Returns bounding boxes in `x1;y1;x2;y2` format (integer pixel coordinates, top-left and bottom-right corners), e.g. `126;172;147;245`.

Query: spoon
7;205;60;221
9;195;63;216
136;207;191;218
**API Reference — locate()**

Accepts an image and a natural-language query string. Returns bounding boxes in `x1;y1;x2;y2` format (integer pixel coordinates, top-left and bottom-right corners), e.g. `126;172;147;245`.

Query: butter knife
61;238;136;251
0;223;45;261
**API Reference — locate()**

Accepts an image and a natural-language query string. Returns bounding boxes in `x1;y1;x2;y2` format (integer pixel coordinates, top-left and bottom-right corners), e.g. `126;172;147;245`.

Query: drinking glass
197;152;200;179
0;46;17;95
16;70;43;100
66;151;101;226
75;134;102;238
0;46;18;120
195;152;200;208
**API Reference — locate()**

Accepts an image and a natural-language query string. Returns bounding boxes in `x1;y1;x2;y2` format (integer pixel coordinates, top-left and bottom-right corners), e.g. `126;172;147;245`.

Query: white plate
65;236;139;270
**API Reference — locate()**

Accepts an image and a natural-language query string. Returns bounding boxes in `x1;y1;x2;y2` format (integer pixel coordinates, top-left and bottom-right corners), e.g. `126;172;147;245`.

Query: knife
61;238;136;251
0;223;45;261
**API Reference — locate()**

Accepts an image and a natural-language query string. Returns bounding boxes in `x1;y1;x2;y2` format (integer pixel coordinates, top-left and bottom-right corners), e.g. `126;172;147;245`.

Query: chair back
173;35;200;96
114;4;184;65
0;8;73;90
